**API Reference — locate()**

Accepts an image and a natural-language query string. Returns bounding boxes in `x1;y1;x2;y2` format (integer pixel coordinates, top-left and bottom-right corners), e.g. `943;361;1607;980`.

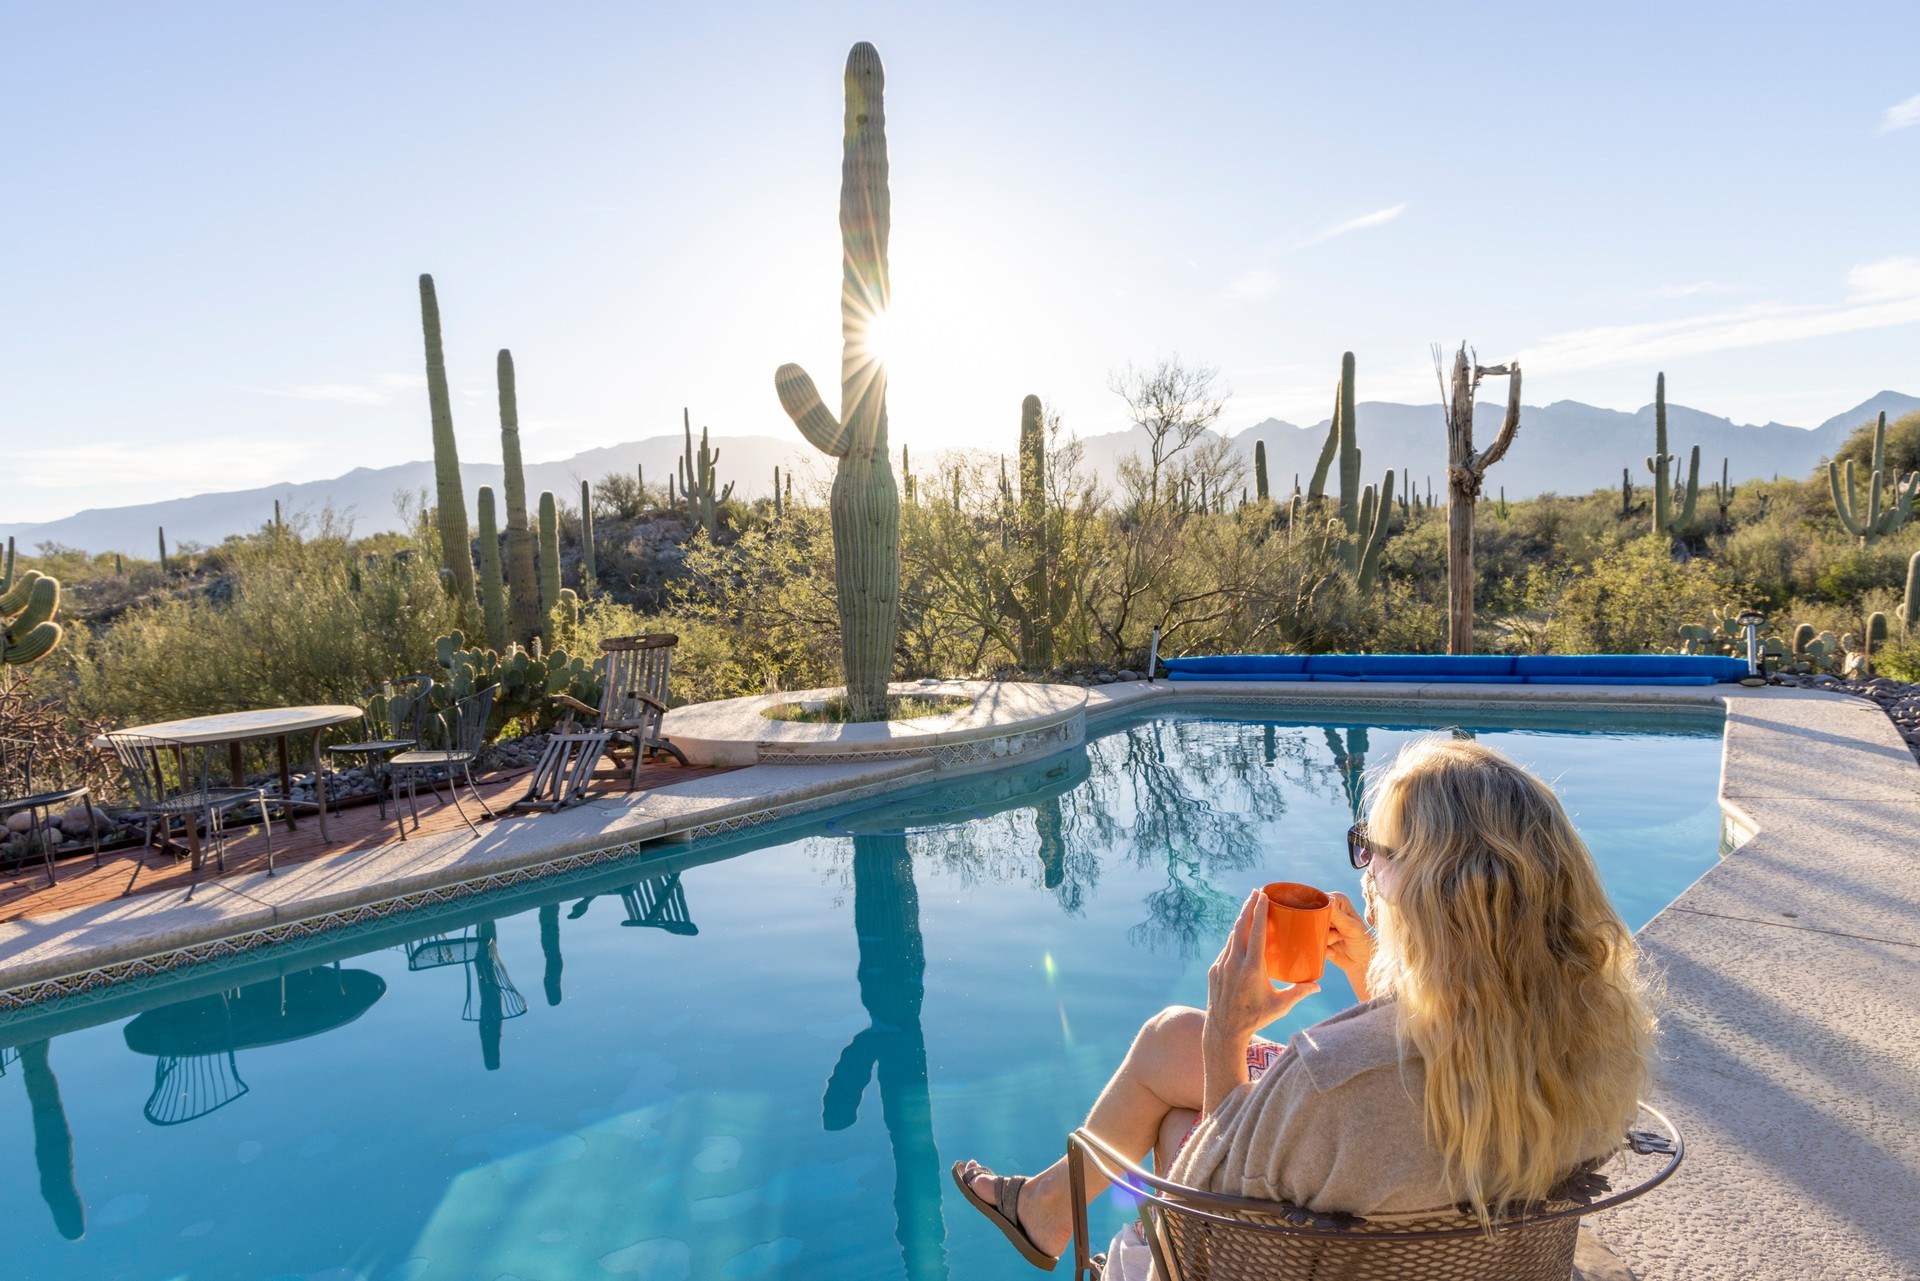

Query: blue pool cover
1160;653;1750;685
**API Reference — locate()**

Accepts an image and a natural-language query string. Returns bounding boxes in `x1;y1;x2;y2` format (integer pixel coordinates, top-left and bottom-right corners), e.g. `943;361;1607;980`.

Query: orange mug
1261;881;1332;983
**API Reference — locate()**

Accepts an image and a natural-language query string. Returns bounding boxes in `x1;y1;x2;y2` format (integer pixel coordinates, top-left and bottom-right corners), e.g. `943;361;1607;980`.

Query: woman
954;736;1654;1272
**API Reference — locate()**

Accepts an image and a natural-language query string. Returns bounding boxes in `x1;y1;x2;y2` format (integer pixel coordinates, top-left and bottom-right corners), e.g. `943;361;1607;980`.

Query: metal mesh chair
1067;1104;1682;1281
105;733;274;897
327;675;431;821
389;686;497;839
0;737;100;886
551;634;686;788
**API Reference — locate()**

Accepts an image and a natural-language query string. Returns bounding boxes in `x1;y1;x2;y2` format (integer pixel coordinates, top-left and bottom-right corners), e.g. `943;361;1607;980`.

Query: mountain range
7;392;1917;555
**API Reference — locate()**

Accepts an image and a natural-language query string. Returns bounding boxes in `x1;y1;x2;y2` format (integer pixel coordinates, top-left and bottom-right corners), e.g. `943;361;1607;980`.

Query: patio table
102;706;363;843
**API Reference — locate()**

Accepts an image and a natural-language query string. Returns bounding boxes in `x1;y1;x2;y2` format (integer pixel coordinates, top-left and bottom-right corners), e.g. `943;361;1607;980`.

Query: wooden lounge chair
502;730;612;813
1066;1105;1682;1281
551;634;686;789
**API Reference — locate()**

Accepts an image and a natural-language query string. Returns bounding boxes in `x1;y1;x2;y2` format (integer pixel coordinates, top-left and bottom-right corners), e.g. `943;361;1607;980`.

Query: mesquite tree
1438;343;1522;654
774;42;901;721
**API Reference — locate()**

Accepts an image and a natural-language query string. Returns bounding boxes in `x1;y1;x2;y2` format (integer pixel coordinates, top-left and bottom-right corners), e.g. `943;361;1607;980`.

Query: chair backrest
106;733;213;808
597;634;676;729
0;737;35;800
357;675;432;743
1067;1106;1682;1281
438;686;497;757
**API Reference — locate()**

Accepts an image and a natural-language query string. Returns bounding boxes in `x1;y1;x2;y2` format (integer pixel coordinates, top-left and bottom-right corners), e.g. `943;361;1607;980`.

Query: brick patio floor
0;758;734;924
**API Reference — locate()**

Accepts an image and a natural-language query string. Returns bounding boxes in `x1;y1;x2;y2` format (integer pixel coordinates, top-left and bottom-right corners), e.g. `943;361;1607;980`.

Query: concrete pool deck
1;679;1914;1280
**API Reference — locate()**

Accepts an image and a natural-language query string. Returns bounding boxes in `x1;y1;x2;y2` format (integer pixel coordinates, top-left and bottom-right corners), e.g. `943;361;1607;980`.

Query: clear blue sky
5;2;1919;522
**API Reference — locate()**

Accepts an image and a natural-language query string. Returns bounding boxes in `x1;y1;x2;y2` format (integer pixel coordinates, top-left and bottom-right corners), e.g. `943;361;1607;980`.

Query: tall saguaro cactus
497;351;544;646
680;409;733;539
1439;343;1523;654
475;486;508;649
537;491;562;615
774;42;902;721
1647;372;1700;539
1018;394;1052;670
1830;411;1920;546
579;480;598;593
1253;439;1270;502
419;275;476;607
1318;352;1394;591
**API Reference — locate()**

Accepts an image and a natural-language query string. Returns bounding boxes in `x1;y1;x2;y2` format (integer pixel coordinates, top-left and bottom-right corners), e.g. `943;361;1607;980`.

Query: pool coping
1;680;1915;1279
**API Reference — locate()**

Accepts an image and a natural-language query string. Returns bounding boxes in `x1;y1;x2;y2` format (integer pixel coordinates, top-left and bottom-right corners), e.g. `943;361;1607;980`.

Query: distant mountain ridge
7;393;1916;555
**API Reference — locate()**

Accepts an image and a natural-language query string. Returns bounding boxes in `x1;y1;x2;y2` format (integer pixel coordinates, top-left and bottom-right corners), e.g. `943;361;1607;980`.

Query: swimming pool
0;705;1726;1280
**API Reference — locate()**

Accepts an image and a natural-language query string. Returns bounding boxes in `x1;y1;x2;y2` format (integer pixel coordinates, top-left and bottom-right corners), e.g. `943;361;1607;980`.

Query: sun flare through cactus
773;42;901;721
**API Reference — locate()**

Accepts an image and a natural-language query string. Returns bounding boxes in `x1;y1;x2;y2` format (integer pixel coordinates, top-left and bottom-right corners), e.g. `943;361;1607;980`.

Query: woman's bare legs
959;1004;1207;1259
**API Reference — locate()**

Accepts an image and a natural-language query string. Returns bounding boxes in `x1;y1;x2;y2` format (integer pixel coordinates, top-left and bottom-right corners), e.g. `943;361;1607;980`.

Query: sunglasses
1346;821;1394;870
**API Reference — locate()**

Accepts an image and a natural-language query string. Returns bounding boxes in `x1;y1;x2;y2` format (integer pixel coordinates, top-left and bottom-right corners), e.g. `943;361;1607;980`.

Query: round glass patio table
104;706;362;842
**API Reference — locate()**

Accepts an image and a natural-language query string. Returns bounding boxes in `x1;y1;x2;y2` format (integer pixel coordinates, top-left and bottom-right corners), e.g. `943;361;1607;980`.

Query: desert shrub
71;512;462;731
1543;535;1746;654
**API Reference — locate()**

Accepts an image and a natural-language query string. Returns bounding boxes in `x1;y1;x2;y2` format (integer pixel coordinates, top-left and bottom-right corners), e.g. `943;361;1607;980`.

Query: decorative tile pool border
753;715;1083;767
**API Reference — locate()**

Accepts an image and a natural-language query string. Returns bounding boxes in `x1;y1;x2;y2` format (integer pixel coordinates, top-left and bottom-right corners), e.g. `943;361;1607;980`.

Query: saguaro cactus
1904;552;1920;635
679;409;732;538
1830;411;1919;546
1018;394;1053;669
1647;372;1701;539
419;274;476;607
475;486;508;649
537;490;562;615
2;570;64;666
579;480;598;593
1254;439;1270;502
773;42;902;721
157;527;169;575
497;351;544;646
773;466;785;517
1439;343;1523;654
1321;353;1395;591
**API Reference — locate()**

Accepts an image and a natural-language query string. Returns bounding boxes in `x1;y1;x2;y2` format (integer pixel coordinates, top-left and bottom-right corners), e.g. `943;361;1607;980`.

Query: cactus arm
419;274;476;606
476;486;508;649
1307;393;1338;502
775;363;852;456
0;569;40;616
1829;460;1867;537
1356;470;1394;592
1336;352;1361;531
1675;444;1701;528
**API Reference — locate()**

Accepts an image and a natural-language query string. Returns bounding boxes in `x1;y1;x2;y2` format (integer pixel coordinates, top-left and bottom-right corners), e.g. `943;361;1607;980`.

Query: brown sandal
952;1160;1059;1271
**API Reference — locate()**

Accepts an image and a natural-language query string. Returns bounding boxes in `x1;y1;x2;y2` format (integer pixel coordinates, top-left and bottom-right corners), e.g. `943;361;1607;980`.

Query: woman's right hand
1326;891;1375;1000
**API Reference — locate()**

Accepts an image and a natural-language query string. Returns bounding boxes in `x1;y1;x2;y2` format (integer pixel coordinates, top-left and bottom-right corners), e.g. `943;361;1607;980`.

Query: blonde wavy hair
1363;736;1653;1221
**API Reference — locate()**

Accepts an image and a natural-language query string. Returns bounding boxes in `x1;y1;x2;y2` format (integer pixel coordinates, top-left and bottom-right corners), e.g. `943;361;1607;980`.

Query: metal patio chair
388;686;497;839
326;675;431;822
105;732;275;897
0;737;101;887
551;634;687;789
1067;1104;1683;1281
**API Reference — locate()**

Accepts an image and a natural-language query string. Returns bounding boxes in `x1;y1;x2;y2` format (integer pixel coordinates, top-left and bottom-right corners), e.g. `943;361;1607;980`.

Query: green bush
1544;536;1747;654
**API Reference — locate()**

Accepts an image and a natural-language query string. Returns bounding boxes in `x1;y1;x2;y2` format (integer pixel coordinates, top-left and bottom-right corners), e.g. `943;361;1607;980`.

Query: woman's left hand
1206;890;1321;1040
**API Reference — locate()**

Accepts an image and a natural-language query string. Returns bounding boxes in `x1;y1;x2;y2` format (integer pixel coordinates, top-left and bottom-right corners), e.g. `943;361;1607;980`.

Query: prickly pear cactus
773;42;901;721
1;570;63;666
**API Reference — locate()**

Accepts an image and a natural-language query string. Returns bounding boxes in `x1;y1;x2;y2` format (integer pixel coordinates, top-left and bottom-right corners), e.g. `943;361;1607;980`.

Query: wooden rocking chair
550;634;686;788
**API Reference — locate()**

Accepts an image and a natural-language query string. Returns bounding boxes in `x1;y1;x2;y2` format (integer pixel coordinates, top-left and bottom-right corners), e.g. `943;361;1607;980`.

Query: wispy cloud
1653;281;1733;299
1297;202;1408;248
1521;257;1920;372
1881;91;1920;133
253;373;423;406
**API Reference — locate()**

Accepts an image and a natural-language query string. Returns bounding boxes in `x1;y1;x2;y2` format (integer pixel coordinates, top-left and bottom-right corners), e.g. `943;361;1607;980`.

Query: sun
855;306;895;367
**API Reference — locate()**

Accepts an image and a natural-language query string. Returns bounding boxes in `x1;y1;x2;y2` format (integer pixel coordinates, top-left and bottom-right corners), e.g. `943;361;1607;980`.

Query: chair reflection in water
561;871;699;936
823;834;949;1281
122;963;387;1125
405;921;526;1070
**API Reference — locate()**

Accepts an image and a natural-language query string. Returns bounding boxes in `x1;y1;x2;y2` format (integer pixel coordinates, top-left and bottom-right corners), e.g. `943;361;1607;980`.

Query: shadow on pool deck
0;758;737;925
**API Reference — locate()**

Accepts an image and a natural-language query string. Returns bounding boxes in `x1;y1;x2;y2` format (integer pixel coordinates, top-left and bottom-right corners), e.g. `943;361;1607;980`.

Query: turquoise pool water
0;706;1725;1281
